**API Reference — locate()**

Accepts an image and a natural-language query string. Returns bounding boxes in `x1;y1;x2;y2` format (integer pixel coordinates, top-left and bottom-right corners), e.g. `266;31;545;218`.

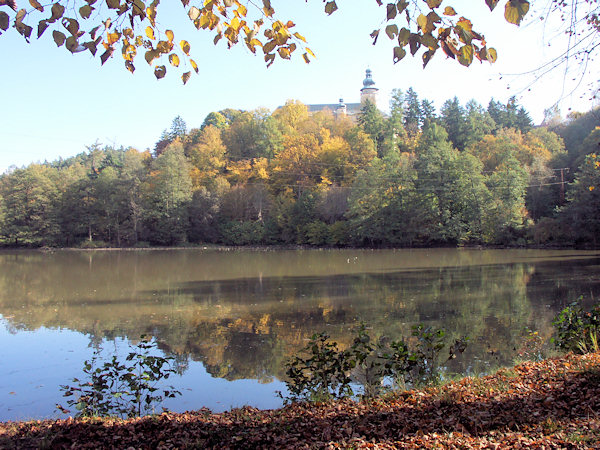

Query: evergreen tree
358;100;386;157
403;87;422;136
440;97;467;150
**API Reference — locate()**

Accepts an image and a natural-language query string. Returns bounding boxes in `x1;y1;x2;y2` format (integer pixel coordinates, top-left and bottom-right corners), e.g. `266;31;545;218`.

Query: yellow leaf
180;40;191;55
504;0;530;25
293;32;306;43
417;14;428;33
458;44;474;66
306;47;315;58
145;26;155;40
182;71;191;85
487;47;497;63
190;58;198;73
168;53;180;67
165;29;174;42
443;6;456;16
125;60;135;73
278;47;290;59
146;6;157;26
188;6;200;20
107;32;120;45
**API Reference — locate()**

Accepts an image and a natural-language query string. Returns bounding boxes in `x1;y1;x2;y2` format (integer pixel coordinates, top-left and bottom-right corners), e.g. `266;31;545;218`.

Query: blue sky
0;0;597;172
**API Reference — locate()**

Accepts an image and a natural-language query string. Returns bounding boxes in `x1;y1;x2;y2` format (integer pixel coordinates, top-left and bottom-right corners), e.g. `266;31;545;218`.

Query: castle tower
360;68;378;106
335;98;347;118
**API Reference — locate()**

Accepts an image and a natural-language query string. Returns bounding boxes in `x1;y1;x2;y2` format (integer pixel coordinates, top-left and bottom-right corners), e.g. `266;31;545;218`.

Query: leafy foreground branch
282;324;468;403
2;352;600;449
58;336;181;419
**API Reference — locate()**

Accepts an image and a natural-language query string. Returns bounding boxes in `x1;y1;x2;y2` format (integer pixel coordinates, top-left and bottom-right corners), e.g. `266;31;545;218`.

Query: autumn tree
0;164;60;246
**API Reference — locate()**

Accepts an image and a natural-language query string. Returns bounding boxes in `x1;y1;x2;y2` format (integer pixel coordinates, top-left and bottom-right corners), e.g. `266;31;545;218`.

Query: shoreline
0;242;597;252
1;352;599;448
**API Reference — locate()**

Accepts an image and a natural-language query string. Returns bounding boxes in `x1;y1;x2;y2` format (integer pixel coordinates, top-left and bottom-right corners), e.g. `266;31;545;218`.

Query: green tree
415;124;489;243
463;100;496;148
144;142;193;245
483;155;529;243
201;112;228;130
560;152;600;245
403;88;422;137
358;100;386;157
440;97;467;150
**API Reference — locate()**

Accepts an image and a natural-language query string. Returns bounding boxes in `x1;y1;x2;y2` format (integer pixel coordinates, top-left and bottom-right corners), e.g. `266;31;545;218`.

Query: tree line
0;90;598;248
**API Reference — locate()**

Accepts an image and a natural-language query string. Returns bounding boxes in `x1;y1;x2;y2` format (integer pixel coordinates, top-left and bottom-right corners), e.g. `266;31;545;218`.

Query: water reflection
0;248;599;420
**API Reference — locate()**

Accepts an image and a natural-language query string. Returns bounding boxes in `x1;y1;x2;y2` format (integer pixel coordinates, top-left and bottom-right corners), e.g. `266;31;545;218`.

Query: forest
0;90;599;248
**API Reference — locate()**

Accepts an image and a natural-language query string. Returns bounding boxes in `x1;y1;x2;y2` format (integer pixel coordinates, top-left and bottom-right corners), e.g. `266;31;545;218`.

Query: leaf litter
1;352;599;449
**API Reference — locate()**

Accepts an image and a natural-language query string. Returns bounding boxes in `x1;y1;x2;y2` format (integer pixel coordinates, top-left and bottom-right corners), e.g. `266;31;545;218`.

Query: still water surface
1;248;599;421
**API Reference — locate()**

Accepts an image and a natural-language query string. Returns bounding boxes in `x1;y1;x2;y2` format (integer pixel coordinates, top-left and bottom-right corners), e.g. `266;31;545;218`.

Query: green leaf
370;29;380;45
397;27;410;45
396;0;409;15
408;33;420;55
504;0;529;25
386;3;397;20
421;33;438;50
426;0;442;8
385;24;398;39
65;36;79;53
324;1;337;15
0;11;8;32
485;0;500;11
79;5;93;19
50;3;65;22
100;47;113;65
154;65;166;79
422;49;435;68
53;30;66;47
393;46;406;63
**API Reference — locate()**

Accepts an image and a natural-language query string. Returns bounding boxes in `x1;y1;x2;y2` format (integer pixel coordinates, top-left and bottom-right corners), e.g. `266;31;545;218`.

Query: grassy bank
1;352;599;449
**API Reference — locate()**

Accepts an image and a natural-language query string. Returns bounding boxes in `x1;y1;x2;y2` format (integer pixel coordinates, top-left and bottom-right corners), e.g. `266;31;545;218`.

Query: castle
306;68;379;119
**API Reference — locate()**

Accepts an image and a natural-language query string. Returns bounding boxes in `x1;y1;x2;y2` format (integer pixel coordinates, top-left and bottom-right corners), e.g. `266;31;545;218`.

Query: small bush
58;335;181;418
281;323;467;403
552;299;600;354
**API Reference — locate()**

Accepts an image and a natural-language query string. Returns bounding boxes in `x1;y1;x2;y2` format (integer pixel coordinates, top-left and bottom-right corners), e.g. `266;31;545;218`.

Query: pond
1;248;599;421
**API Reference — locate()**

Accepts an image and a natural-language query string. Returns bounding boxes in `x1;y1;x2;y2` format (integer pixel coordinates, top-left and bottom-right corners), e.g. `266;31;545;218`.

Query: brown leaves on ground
1;352;600;449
